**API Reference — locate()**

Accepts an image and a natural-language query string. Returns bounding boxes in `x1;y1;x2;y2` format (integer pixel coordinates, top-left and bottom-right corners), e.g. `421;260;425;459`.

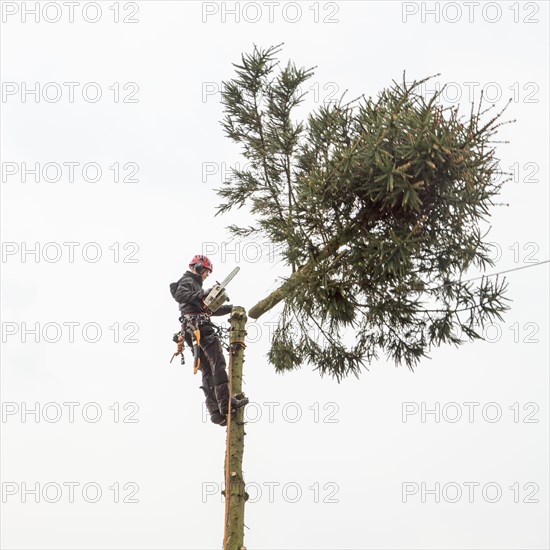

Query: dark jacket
170;271;232;317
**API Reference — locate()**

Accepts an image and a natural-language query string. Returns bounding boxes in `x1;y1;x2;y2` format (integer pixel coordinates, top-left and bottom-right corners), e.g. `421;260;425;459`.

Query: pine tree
218;44;513;381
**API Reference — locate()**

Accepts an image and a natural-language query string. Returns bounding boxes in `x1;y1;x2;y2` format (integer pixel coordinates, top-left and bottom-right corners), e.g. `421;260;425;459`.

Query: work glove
202;287;212;299
212;303;233;316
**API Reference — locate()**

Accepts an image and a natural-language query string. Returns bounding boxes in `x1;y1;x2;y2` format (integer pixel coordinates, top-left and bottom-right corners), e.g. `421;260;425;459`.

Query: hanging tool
191;326;201;374
170;333;185;365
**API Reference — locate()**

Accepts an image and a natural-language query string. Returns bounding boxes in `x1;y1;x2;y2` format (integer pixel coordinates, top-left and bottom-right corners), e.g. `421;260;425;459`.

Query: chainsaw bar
218;266;240;290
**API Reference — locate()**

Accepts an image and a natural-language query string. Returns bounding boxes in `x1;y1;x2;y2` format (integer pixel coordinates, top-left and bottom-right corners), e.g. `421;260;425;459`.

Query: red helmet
189;254;213;274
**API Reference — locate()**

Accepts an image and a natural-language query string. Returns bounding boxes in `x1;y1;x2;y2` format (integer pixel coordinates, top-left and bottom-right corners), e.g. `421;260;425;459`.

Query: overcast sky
1;1;549;549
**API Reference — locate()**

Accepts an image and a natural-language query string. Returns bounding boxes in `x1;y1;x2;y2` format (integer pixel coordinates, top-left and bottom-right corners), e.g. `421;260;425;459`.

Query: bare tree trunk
223;307;248;550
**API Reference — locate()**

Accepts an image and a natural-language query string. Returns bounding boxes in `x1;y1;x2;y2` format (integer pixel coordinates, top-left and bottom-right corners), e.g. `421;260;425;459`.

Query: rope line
429;259;549;291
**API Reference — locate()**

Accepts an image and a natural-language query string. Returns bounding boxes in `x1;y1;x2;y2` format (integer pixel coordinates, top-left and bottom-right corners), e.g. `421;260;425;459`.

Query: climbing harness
169;314;230;374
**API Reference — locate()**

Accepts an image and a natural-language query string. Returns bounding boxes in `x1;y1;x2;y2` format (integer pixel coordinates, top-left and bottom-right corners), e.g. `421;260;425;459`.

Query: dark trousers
185;321;230;420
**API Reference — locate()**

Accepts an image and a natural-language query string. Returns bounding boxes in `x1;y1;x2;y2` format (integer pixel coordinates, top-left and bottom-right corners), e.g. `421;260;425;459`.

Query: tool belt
170;313;211;374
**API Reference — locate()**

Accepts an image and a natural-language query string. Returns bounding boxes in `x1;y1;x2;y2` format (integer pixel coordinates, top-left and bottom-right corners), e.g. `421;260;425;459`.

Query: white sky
1;1;549;549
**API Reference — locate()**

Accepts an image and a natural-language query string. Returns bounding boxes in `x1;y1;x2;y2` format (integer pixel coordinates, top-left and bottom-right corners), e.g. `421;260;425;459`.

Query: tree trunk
224;307;248;550
248;230;354;319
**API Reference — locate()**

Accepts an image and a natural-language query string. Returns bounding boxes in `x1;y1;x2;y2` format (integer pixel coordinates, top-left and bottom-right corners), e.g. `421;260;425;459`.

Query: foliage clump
218;44;512;380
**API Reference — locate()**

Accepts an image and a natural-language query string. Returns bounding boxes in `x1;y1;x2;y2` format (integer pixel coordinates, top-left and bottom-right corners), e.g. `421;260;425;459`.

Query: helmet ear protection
194;261;205;274
189;254;213;274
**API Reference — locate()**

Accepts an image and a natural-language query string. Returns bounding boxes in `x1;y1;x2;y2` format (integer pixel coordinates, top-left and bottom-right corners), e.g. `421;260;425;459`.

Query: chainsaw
203;266;240;312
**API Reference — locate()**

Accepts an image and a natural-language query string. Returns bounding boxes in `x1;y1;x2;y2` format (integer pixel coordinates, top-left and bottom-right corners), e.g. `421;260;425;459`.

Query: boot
231;395;249;411
210;410;226;425
219;395;249;418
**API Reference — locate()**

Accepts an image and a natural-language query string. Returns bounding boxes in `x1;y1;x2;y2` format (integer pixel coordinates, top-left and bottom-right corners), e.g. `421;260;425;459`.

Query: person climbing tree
170;254;248;426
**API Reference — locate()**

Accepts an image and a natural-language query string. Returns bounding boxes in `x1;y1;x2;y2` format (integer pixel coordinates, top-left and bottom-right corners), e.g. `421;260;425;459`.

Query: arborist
170;254;248;427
